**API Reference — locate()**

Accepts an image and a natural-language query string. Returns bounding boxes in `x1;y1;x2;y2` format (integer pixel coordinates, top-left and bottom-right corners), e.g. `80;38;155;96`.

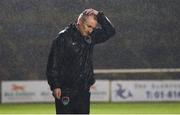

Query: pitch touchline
94;68;180;73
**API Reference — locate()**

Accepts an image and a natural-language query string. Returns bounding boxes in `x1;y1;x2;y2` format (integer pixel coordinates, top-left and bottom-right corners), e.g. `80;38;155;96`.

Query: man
46;8;115;114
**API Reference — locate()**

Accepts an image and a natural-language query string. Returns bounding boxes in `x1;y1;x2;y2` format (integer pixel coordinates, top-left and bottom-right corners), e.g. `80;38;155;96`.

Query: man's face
79;16;97;37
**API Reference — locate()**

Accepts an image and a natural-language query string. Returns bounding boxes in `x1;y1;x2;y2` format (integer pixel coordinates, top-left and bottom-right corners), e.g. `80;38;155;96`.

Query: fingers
84;8;98;15
86;9;94;14
54;88;61;99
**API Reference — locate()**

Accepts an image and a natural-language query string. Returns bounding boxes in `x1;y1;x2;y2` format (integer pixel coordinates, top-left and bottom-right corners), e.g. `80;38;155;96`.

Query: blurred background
0;0;180;108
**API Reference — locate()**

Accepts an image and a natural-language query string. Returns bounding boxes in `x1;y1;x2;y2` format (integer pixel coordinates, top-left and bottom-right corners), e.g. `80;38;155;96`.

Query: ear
77;19;81;26
78;19;83;25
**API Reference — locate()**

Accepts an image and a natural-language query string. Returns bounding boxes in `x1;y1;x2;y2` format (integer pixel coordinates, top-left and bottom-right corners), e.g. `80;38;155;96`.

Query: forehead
84;16;97;26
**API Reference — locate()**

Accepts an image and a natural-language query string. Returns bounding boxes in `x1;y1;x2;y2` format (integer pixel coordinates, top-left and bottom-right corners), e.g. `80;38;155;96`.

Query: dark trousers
55;90;91;114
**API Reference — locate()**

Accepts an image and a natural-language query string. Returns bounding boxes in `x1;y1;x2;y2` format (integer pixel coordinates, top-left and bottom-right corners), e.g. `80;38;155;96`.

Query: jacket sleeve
92;12;116;44
46;35;65;90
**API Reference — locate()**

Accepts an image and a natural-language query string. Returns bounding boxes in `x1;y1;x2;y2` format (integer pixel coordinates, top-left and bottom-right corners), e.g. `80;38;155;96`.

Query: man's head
76;9;98;37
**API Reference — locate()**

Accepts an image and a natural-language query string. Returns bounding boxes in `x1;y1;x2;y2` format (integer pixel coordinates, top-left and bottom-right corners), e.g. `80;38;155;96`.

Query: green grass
0;102;180;114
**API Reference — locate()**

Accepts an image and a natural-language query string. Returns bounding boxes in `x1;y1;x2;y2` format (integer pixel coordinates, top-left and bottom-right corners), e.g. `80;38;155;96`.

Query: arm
92;11;116;44
46;39;61;90
46;35;65;99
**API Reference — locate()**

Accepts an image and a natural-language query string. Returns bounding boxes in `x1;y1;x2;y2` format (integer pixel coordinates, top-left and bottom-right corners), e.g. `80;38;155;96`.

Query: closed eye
87;25;95;30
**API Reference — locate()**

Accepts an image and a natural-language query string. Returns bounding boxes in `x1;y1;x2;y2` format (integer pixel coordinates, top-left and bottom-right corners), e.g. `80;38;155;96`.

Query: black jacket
46;12;115;91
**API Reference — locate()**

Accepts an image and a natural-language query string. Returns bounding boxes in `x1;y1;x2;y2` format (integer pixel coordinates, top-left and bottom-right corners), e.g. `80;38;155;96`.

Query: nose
88;28;93;33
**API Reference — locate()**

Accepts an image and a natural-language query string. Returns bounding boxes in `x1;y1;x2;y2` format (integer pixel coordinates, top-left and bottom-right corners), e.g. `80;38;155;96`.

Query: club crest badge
62;96;70;105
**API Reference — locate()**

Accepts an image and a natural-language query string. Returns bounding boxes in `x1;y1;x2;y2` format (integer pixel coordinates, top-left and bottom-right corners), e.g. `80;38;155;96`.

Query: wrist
96;11;104;22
